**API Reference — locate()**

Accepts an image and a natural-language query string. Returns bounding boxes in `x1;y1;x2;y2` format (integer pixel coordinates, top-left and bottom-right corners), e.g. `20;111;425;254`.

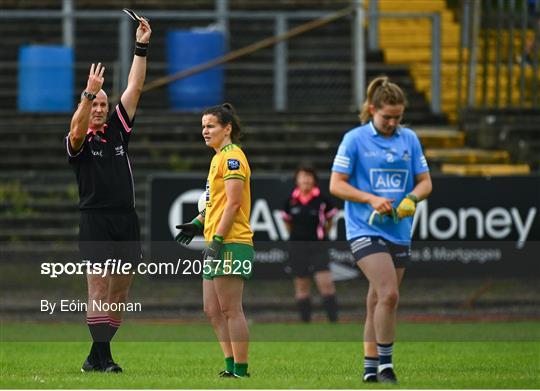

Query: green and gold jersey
204;144;253;245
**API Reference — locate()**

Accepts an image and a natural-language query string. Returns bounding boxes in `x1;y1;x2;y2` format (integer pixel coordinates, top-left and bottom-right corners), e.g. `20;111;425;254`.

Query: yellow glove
396;194;418;219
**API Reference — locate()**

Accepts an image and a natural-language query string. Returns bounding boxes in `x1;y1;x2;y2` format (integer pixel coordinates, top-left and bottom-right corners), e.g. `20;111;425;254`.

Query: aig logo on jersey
227;159;240;170
370;169;409;193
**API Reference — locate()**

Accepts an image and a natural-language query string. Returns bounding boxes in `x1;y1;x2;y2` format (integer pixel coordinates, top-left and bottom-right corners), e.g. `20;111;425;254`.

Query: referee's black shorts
79;210;142;265
286;242;330;278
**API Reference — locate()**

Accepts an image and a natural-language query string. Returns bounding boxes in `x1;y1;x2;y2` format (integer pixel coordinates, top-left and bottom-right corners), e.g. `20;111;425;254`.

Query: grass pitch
1;321;539;389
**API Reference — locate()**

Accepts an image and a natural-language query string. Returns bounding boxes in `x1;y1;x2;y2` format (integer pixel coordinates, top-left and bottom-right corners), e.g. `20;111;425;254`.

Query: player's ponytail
202;103;242;144
221;103;241;143
359;76;407;124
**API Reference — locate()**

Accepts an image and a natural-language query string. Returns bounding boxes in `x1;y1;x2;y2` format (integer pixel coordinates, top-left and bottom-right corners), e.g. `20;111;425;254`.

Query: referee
282;167;339;323
65;18;151;373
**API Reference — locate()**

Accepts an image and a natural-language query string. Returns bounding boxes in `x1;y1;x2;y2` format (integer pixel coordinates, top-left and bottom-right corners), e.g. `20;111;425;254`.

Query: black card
122;8;149;22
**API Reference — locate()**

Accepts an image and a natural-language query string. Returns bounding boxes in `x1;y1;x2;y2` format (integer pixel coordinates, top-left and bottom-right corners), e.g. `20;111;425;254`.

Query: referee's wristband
134;41;148;57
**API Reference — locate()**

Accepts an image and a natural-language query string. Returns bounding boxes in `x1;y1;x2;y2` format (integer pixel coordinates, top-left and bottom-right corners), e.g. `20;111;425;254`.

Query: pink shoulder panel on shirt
116;105;132;133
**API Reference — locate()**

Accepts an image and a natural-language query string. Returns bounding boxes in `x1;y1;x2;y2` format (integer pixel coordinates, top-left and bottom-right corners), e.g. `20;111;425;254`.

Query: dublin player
330;76;432;383
176;103;253;378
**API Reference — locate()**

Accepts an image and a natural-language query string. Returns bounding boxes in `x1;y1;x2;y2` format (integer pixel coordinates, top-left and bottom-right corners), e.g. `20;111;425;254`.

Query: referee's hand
86;62;105;95
136;18;152;43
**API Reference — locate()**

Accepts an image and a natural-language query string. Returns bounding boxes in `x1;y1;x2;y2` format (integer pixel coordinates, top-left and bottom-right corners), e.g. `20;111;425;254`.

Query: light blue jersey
331;122;429;245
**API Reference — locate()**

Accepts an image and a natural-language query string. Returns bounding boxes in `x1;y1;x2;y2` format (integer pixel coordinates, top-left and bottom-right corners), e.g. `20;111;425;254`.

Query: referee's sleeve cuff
66;134;83;157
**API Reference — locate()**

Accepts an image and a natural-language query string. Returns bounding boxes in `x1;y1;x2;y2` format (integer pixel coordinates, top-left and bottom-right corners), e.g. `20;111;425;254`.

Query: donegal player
176;103;253;378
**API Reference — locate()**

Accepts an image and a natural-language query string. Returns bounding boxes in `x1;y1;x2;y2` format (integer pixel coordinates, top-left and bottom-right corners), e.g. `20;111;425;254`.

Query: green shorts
202;243;254;280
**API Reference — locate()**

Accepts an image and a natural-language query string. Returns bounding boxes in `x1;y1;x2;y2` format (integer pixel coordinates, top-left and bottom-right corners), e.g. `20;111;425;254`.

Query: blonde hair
359;76;407;124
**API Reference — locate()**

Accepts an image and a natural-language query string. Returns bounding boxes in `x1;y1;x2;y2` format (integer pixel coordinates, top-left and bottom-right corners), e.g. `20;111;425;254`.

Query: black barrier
148;174;540;278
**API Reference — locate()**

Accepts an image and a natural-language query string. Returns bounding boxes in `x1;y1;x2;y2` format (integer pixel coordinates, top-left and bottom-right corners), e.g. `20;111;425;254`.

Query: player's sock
87;316;110;364
101;317;122;362
233;362;248;377
225;356;234;373
108;316;122;341
103;342;113;363
377;342;394;372
322;294;338;322
89;343;99;363
363;356;378;381
297;297;311;322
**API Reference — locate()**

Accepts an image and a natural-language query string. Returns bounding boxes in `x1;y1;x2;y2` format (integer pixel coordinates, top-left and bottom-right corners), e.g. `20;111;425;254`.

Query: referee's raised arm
69;63;105;152
120;18;152;122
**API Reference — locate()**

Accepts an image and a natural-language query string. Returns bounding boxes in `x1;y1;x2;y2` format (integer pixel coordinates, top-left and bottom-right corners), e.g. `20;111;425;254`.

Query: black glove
202;235;224;261
175;219;203;245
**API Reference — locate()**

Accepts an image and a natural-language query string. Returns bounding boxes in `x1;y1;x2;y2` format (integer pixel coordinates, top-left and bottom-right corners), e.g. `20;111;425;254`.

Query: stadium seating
441;163;531;176
371;0;539;123
460;108;540;172
0;0;534;248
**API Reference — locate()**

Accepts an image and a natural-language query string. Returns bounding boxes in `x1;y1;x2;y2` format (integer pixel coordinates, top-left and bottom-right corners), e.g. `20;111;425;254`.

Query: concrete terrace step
0;152;340;171
415;128;465;149
0;182;148;201
0;110;409;127
0;200;148;215
0;128;463;153
441;164;531;176
0;227;78;241
0;170;154;184
425;148;511;165
0;212;148;229
0;213;79;229
0;116;443;140
0;129;464;166
0;114;445;140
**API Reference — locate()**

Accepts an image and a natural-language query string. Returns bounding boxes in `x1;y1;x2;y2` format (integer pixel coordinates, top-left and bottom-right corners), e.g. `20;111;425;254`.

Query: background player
329;76;432;383
65;18;151;372
176;103;253;378
281;166;339;323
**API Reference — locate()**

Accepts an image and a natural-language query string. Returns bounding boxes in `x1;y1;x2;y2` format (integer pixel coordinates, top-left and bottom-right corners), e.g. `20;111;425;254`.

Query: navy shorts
348;236;410;268
79;210;142;265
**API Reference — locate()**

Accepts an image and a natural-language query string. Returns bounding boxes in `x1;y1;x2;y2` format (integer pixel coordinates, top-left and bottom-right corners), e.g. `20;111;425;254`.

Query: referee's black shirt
282;187;338;241
65;102;135;212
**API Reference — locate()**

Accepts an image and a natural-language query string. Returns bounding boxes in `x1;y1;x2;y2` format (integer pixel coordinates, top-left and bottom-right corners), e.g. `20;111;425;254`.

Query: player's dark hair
202;103;242;143
294;166;318;185
359;76;407;124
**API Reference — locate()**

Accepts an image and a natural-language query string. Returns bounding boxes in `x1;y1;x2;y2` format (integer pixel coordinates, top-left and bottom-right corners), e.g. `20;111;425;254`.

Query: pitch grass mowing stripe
1;321;539;341
1;341;539;389
0;322;539;388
